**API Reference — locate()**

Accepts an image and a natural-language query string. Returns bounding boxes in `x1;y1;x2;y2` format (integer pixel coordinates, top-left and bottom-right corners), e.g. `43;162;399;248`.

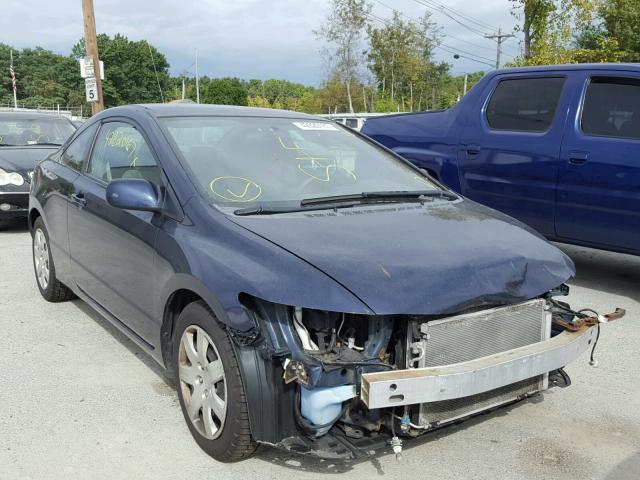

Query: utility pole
485;28;515;69
81;0;104;113
463;73;468;96
9;50;17;109
195;49;200;104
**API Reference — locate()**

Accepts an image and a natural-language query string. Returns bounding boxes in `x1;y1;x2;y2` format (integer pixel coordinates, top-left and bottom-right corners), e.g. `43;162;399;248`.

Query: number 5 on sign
85;77;98;103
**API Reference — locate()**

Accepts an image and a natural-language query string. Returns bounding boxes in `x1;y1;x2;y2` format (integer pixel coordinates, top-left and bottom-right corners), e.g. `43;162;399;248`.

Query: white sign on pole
79;57;104;80
85;77;98;103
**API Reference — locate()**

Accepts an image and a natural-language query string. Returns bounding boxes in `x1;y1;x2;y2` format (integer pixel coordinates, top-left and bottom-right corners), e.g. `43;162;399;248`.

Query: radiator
407;298;551;427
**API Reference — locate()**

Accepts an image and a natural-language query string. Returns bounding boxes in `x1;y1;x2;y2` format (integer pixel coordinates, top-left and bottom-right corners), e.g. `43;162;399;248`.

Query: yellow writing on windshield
414;176;433;187
277;136;357;182
210;176;262;202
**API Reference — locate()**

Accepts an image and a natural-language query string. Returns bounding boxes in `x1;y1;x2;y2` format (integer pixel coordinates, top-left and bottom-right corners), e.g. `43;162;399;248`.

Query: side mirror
106;178;160;212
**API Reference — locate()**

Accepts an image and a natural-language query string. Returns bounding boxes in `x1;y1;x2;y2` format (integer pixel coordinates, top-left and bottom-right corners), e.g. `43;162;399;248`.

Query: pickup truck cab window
485;77;566;132
581;76;640;140
88;122;161;185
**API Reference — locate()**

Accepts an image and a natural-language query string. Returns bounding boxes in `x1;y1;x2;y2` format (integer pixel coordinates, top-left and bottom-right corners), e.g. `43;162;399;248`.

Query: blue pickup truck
362;64;640;256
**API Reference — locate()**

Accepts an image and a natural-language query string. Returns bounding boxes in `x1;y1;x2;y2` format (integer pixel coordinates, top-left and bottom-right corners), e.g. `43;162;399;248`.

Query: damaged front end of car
229;289;624;460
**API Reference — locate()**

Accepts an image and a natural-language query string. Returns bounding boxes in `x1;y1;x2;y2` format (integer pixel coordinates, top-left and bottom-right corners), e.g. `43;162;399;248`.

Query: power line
410;0;493;38
437;45;495;68
439;42;495;64
363;9;495;68
420;0;498;31
371;0;497;55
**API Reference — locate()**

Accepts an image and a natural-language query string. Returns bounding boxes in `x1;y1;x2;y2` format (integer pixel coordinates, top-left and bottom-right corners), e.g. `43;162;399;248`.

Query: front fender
154;208;375;335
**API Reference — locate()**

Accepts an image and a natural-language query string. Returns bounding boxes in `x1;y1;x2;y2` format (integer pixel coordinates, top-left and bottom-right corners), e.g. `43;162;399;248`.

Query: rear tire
32;217;75;302
173;301;257;462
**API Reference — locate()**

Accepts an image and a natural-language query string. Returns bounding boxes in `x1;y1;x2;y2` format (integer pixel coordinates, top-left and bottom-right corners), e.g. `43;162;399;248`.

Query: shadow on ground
604;452;640;480
554;243;640;302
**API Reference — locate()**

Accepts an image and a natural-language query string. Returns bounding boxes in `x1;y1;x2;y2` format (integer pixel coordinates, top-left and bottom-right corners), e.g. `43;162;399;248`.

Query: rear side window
60;123;98;172
486;77;566;132
581;77;640;139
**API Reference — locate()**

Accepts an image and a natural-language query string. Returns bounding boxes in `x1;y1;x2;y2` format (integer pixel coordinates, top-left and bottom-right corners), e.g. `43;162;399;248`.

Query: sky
1;0;523;86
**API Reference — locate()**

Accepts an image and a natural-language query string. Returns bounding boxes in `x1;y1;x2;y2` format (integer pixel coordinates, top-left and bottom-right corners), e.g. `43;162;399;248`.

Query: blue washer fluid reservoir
300;385;357;426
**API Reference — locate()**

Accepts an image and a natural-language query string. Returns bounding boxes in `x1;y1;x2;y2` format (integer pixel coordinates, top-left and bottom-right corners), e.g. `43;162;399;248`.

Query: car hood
230;200;575;315
0;146;58;174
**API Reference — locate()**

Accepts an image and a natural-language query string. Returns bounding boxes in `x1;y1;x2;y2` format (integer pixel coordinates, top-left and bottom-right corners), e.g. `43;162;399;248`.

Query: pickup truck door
557;73;640;253
459;74;572;236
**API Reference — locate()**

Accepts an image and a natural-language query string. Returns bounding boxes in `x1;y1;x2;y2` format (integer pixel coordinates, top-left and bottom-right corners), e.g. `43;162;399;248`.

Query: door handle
71;192;87;208
568;152;588;165
465;145;481;156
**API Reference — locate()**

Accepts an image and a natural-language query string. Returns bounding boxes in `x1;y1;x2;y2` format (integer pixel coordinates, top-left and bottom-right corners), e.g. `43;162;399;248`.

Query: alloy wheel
178;325;227;440
33;228;50;290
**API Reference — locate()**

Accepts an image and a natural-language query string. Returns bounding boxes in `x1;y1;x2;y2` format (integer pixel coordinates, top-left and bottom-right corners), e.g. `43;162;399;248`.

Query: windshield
0;116;76;146
161;116;439;208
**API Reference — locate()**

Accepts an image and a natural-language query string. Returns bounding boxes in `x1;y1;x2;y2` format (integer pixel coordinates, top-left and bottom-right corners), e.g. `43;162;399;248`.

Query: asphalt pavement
1;221;638;480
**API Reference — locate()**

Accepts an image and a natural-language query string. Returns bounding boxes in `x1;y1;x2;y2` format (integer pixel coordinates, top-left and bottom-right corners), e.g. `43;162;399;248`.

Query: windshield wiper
300;189;458;206
234;190;459;216
234;201;361;216
29;142;62;147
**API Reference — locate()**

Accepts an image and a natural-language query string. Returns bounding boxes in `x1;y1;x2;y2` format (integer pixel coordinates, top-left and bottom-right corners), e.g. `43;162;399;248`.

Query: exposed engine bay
235;287;624;460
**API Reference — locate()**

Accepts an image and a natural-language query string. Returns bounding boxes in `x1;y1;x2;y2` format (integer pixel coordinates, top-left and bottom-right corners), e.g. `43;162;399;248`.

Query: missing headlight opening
237;291;624;460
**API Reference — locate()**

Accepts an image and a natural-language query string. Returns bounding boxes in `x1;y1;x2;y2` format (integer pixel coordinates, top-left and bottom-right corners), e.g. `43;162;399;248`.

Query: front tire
32;217;75;302
173;301;257;462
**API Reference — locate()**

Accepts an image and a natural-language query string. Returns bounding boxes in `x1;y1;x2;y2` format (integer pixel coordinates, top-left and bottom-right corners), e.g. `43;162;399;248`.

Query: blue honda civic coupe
28;104;621;462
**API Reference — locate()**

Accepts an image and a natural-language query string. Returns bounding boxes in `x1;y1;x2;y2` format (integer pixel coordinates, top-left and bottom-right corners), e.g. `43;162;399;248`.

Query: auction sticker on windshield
293;121;339;131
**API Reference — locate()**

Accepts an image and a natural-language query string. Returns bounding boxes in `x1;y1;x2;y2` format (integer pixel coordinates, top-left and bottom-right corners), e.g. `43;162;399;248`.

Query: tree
201;77;248;105
510;0;556;59
367;11;443;111
72;34;170;107
0;44;86;109
600;0;640;59
510;0;600;64
315;0;371;113
575;0;640;61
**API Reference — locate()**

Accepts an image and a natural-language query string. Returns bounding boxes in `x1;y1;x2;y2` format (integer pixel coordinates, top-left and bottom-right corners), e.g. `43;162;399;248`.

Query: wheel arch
160;288;204;370
159;279;299;446
159;274;239;371
28;207;42;233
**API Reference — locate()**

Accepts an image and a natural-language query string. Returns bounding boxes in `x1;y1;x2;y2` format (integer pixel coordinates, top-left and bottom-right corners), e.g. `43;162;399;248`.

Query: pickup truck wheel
32;217;75;302
173;301;257;462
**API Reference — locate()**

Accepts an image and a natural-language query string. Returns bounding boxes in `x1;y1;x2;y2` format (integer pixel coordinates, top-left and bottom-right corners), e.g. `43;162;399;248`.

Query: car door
39;123;99;282
556;73;640;253
68;120;163;345
458;74;571;236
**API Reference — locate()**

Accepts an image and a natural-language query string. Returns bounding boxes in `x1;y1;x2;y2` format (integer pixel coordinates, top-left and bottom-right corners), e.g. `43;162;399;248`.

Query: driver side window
88;122;161;185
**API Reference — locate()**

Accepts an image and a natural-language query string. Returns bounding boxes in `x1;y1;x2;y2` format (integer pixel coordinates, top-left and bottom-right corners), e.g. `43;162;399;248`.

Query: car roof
104;103;321;120
494;63;640;75
0;111;73;121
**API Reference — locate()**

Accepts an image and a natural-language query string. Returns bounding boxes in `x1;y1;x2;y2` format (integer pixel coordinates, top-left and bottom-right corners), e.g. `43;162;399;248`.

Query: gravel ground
1;221;638;480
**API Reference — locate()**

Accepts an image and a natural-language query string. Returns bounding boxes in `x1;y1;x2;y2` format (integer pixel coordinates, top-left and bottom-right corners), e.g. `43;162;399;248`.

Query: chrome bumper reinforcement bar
361;325;597;409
